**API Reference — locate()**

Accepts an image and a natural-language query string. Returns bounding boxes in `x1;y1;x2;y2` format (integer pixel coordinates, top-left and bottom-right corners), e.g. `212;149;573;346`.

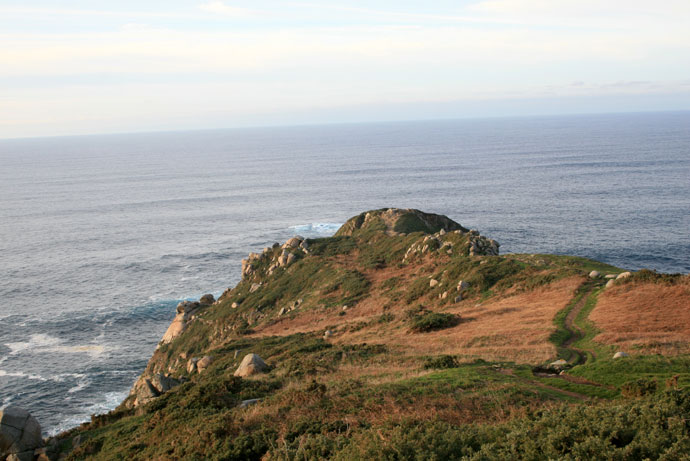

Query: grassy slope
54;213;690;460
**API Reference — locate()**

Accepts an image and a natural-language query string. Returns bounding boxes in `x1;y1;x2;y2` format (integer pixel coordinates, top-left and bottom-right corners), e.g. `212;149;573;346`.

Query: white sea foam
5;333;111;358
289;222;342;236
66;375;91;394
5;333;62;354
0;369;47;381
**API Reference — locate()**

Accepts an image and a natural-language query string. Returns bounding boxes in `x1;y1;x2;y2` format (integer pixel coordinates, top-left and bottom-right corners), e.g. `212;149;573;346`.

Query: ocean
1;112;688;435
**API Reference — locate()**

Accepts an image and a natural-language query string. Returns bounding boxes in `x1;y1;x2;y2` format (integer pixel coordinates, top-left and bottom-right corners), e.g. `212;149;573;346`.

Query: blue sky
1;0;689;138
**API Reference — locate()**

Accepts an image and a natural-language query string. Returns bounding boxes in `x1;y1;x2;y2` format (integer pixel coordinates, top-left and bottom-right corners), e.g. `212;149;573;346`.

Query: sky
1;0;689;138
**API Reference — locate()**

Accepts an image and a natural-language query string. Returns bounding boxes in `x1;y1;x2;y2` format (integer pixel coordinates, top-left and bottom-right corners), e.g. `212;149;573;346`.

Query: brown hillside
590;277;690;355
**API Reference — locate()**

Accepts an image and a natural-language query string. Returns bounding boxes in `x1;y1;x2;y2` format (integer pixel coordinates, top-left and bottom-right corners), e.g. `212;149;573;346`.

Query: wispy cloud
198;1;263;18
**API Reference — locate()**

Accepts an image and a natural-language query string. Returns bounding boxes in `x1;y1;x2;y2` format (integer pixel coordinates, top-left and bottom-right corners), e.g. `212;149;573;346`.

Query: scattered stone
250;283;262;293
233;349;241;359
606;280;615;289
454;295;463;303
231;302;239;309
0;407;43;461
457;281;470;292
238;399;261;409
604;274;617;279
342;305;348;311
187;358;199;374
241;259;254;278
589;270;600;279
324;330;333;339
278;307;286;316
199;294;215;305
196;356;213;373
549;359;568;370
150;374;181;393
176;300;200;314
234;354;269;377
617;272;632;280
440;291;448;300
429;279;439;288
613;351;629;359
283;237;303;249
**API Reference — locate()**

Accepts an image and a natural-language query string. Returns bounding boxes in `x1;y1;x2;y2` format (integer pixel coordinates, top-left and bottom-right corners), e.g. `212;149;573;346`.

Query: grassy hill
49;209;690;460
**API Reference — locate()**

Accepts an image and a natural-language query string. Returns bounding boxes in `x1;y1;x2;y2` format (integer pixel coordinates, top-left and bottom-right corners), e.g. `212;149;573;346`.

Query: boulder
131;378;159;407
161;301;201;345
199;294;215;305
606;280;615;289
238;399;261;409
454;295;463;303
604;274;617;279
617;272;632;280
241;259;254;278
283;237;303;249
150;374;181;393
176;300;200;314
589;270;600;279
196;356;213;373
231;302;239;309
234;354;269;377
187;357;200;374
613;351;629;359
457;281;470;292
0;407;43;461
429;279;439;288
549;359;568;370
324;330;333;339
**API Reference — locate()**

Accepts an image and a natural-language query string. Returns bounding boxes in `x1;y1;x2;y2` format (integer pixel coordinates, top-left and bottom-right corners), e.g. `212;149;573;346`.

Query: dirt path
562;282;597;363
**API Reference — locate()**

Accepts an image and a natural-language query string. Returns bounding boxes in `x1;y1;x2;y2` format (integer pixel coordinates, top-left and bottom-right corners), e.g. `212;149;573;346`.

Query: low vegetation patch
409;311;459;333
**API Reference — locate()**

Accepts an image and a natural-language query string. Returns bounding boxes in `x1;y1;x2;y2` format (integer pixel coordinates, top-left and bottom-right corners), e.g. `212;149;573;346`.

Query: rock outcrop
336;208;468;237
234;354;269;377
160;300;203;345
128;373;182;408
0;407;43;461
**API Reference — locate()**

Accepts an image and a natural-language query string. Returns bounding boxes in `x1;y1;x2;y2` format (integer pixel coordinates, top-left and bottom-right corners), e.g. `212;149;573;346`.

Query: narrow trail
562;282;597;364
495;280;608;401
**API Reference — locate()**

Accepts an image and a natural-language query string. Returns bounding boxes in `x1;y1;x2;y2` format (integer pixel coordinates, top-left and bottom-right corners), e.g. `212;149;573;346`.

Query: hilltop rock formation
335;208;468;237
0;407;43;461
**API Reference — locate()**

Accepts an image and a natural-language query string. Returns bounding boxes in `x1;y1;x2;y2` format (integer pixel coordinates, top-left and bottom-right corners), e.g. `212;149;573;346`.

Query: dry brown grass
341;276;581;364
590;277;690;355
253;251;582;364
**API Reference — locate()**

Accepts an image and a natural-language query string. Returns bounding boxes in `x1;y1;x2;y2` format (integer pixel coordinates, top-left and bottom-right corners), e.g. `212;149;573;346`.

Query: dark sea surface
0;112;688;435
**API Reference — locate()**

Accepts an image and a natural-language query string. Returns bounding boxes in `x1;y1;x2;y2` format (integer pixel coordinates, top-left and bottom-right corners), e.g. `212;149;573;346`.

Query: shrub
424;355;460;369
621;378;658;398
410;312;459;333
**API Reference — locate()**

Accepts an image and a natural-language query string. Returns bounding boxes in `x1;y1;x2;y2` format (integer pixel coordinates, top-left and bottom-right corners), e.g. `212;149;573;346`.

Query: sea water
1;112;688;434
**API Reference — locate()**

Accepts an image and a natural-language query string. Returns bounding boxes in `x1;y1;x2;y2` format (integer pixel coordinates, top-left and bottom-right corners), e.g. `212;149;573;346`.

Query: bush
410;312;459;333
424;355;460;369
621;378;658;398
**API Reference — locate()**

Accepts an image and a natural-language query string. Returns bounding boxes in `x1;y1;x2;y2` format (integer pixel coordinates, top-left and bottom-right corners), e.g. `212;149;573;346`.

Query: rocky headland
4;208;689;460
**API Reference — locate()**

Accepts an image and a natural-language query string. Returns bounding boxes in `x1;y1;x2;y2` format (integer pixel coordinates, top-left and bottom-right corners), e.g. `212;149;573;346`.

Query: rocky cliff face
125;208;500;408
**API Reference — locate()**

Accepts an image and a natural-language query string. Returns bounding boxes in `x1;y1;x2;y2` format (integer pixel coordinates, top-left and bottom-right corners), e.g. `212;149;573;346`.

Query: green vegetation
409;311;459;332
423;355;459;369
52;209;690;460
